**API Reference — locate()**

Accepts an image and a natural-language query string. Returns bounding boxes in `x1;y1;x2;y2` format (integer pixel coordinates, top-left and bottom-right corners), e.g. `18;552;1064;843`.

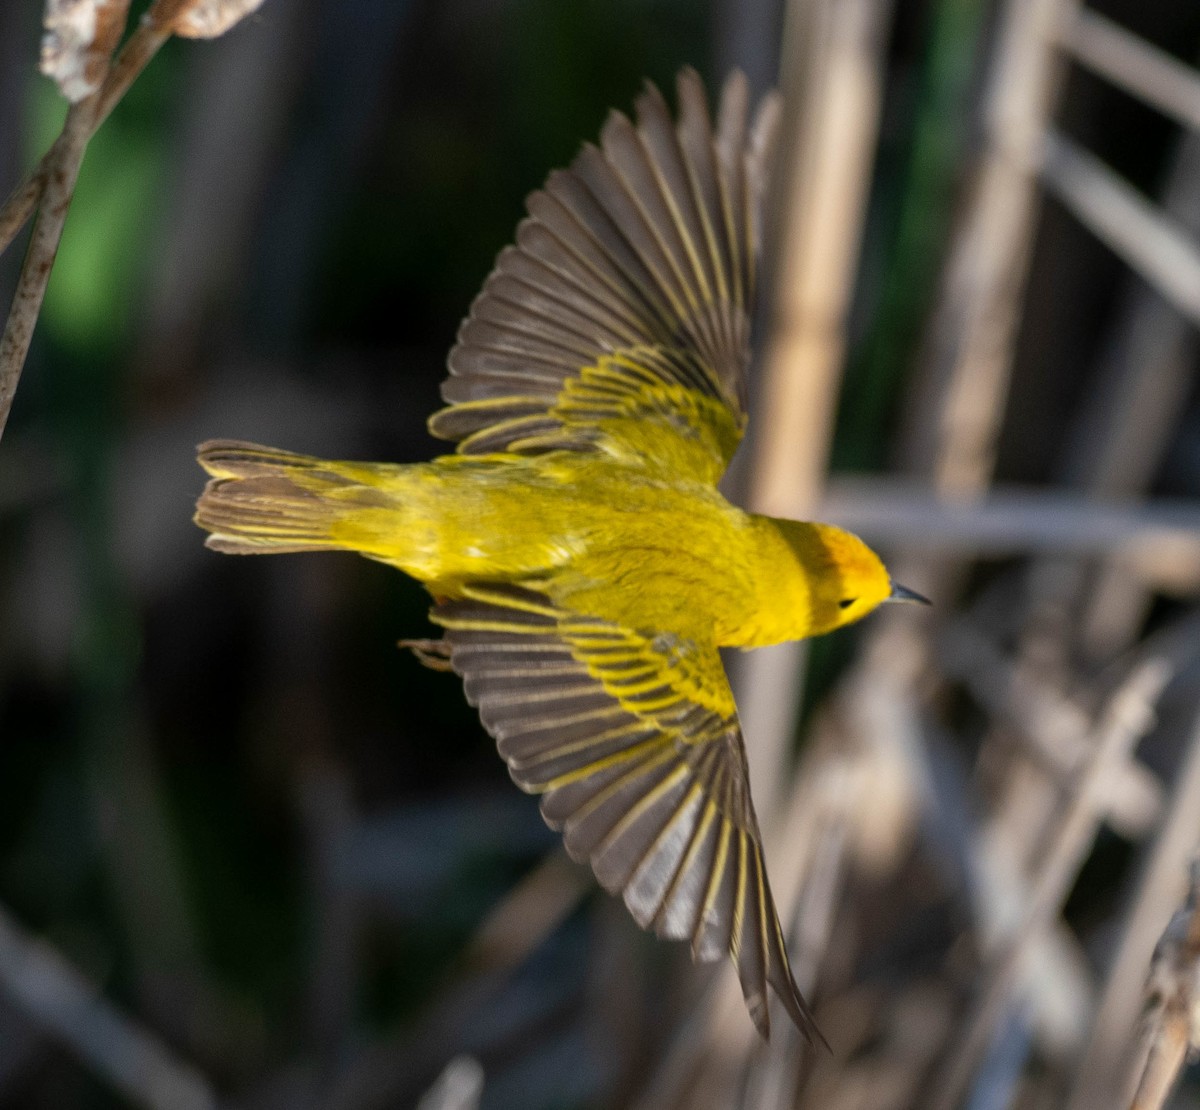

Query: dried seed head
40;0;128;103
171;0;267;38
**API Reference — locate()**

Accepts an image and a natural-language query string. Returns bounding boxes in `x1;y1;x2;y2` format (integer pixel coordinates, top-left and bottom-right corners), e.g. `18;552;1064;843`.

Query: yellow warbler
195;68;926;1042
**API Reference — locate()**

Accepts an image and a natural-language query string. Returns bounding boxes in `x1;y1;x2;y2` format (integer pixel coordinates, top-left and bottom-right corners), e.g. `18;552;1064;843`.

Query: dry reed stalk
746;0;894;520
647;0;900;1094
733;0;895;822
327;851;591;1110
985;36;1200;1102
1062;127;1200;500
414;1056;484;1110
1040;132;1200;327
928;659;1173;1110
875;7;1081;1072
1122;859;1200;1110
941;620;1162;836
1031;116;1200;1088
997;62;1200;1106
1068;704;1200;1109
861;23;1082;1044
899;0;1080;497
1070;130;1200;661
778;0;1079;1093
1057;8;1200;134
817;479;1200;590
988;157;1200;1045
0;903;218;1110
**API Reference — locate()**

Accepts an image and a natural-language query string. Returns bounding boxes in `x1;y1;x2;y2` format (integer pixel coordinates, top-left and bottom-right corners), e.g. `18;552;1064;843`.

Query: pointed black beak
889;582;931;606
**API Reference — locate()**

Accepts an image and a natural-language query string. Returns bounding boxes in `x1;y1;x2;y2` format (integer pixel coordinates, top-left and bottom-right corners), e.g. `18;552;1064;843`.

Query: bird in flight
195;68;926;1042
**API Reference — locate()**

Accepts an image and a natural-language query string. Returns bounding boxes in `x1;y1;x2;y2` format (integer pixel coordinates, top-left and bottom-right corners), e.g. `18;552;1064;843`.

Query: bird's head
767;519;929;640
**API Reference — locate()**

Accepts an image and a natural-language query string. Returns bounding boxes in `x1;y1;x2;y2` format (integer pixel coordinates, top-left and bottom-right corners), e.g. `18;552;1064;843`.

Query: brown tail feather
195;440;392;555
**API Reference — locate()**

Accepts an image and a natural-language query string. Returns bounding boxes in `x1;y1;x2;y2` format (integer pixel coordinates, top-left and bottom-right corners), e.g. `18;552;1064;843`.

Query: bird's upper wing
427;69;780;487
426;582;819;1042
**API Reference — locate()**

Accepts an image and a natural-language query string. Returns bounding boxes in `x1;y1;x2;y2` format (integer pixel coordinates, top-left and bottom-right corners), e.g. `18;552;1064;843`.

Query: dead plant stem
0;0;200;442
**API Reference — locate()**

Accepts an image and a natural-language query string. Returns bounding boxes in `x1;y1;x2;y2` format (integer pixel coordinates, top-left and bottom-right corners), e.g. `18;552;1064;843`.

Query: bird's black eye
838;597;856;610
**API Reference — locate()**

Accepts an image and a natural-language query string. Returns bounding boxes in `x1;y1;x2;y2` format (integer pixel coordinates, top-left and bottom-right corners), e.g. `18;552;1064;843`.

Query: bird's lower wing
421;581;820;1043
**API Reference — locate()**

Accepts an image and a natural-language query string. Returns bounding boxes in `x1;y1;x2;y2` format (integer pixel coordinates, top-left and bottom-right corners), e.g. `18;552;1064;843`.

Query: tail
195;440;400;555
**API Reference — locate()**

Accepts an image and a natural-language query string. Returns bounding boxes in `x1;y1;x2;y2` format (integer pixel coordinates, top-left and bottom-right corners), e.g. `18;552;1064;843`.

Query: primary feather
195;69;900;1043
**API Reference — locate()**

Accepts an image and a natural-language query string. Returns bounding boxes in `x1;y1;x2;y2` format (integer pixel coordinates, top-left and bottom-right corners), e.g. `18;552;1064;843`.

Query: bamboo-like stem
1061;133;1200;500
673;0;898;1095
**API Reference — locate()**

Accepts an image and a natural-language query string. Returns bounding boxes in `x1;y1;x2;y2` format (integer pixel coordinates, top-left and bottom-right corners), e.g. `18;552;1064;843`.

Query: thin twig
0;0;203;260
0;175;46;261
0;95;97;441
0;903;219;1110
0;0;213;442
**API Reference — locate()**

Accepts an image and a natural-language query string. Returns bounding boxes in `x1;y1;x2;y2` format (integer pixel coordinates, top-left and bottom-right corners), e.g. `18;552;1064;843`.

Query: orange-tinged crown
740;517;893;645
